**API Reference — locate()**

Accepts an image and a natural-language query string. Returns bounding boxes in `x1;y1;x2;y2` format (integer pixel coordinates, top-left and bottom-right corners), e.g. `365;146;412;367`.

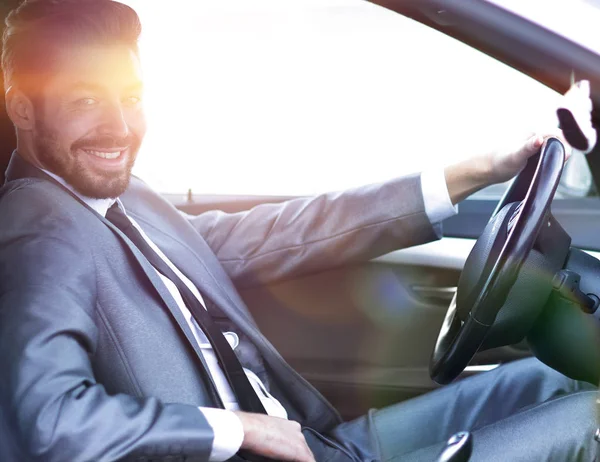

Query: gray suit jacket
0;152;440;461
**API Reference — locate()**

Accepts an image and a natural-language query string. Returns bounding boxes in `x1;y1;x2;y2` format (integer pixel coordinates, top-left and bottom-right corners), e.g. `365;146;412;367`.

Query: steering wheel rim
429;137;566;384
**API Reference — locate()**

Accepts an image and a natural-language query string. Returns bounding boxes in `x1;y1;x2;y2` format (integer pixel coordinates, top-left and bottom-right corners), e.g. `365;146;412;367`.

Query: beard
33;120;140;199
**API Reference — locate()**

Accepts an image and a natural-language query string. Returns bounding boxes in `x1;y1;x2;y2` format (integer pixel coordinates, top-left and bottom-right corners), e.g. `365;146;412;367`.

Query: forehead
42;44;143;93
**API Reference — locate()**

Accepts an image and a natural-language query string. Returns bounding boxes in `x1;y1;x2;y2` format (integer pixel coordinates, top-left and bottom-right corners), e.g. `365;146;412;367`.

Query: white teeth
85;150;121;159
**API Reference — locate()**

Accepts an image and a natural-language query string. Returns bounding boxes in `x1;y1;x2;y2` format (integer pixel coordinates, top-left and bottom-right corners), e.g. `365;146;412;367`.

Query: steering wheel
430;137;570;384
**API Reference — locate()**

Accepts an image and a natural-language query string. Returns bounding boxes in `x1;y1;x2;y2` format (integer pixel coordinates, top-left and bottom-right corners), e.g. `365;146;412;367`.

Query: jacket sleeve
0;184;214;462
184;174;441;288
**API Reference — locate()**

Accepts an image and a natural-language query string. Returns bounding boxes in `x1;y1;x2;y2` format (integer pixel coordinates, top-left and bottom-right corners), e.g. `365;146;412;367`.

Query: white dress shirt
42;168;457;461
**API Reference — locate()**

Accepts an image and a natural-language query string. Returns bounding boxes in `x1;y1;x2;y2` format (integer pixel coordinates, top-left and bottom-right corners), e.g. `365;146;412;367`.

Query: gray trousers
305;358;598;462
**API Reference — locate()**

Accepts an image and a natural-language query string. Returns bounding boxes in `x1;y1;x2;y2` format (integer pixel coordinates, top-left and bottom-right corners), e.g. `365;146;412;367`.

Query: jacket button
224;332;239;349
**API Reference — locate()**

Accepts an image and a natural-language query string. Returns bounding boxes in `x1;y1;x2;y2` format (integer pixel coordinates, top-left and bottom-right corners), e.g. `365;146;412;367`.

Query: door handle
411;286;457;303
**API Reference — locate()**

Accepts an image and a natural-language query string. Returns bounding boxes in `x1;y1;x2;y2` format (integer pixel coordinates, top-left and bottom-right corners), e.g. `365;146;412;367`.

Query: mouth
84;149;123;160
78;147;129;164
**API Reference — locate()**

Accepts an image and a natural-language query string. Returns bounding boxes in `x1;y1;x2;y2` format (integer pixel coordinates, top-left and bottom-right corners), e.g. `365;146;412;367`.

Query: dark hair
2;0;141;92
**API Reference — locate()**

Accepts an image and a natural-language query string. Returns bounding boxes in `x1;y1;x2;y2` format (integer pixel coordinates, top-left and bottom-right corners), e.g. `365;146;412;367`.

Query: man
0;1;596;461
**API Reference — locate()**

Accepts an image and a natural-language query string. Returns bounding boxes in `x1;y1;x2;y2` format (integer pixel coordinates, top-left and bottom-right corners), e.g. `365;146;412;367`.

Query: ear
5;86;35;131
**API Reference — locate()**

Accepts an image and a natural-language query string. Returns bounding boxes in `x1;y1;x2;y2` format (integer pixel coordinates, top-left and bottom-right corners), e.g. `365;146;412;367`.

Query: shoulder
0;177;97;267
0;178;98;301
0;177;90;235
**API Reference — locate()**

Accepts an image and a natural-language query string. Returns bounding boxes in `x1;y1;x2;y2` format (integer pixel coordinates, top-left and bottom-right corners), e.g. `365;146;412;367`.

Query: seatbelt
107;203;268;415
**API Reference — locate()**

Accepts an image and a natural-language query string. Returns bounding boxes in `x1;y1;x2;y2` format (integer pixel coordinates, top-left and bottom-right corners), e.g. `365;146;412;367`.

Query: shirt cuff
199;407;244;461
421;169;458;224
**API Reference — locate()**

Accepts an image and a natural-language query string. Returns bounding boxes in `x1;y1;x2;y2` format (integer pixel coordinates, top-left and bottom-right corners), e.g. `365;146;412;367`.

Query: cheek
127;110;147;140
55;110;101;146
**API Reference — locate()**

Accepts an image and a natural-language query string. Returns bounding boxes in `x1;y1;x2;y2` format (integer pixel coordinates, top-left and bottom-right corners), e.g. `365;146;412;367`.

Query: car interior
2;0;600;459
166;0;600;419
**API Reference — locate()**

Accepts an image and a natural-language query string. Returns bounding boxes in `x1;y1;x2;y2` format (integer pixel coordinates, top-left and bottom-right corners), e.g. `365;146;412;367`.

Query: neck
16;132;45;171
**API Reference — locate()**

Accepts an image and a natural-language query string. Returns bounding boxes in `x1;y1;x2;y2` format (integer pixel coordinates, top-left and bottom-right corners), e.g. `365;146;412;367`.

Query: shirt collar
41;169;117;217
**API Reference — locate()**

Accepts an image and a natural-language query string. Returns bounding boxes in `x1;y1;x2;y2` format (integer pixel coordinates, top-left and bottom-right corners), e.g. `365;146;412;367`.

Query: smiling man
7;13;145;198
0;1;597;462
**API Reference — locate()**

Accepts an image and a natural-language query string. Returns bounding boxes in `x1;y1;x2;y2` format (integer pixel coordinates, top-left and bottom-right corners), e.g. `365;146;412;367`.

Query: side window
126;0;592;198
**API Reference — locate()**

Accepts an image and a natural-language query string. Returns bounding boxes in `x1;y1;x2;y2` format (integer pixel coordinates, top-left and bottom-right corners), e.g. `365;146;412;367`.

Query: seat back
0;1;26;184
0;106;15;184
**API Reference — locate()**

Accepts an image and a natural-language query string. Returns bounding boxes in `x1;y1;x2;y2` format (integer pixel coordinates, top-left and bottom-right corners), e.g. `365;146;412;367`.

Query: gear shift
436;431;472;462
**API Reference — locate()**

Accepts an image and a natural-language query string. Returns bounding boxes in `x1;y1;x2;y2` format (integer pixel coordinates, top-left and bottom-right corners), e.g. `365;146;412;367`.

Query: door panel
240;262;454;418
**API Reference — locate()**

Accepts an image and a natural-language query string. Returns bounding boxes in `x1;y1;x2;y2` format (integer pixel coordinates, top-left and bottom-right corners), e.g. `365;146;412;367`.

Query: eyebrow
67;81;144;93
68;82;105;93
125;82;144;93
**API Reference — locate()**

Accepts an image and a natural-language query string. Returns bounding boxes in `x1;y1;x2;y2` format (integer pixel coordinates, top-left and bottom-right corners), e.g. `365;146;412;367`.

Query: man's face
29;44;146;199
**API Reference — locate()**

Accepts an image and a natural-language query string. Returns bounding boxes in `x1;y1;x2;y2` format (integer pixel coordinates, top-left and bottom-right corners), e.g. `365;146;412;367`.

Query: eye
124;96;142;106
75;97;98;107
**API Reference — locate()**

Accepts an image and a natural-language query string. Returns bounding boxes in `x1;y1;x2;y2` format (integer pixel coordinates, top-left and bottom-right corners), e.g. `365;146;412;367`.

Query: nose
98;102;129;140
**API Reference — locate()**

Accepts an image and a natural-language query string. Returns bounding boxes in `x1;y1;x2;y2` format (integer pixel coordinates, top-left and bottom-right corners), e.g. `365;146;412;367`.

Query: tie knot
106;202;132;232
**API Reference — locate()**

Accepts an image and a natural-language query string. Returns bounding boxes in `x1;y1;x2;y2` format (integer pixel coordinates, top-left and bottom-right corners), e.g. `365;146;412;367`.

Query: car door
126;0;600;420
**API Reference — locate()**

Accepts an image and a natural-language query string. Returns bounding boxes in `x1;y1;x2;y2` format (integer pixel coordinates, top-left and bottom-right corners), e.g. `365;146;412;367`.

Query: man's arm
185;134;552;288
185;173;439;288
0;185;214;462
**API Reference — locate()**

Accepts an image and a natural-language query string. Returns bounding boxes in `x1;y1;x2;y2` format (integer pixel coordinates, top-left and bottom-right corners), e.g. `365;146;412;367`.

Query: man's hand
486;134;545;185
444;132;571;205
234;411;316;462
